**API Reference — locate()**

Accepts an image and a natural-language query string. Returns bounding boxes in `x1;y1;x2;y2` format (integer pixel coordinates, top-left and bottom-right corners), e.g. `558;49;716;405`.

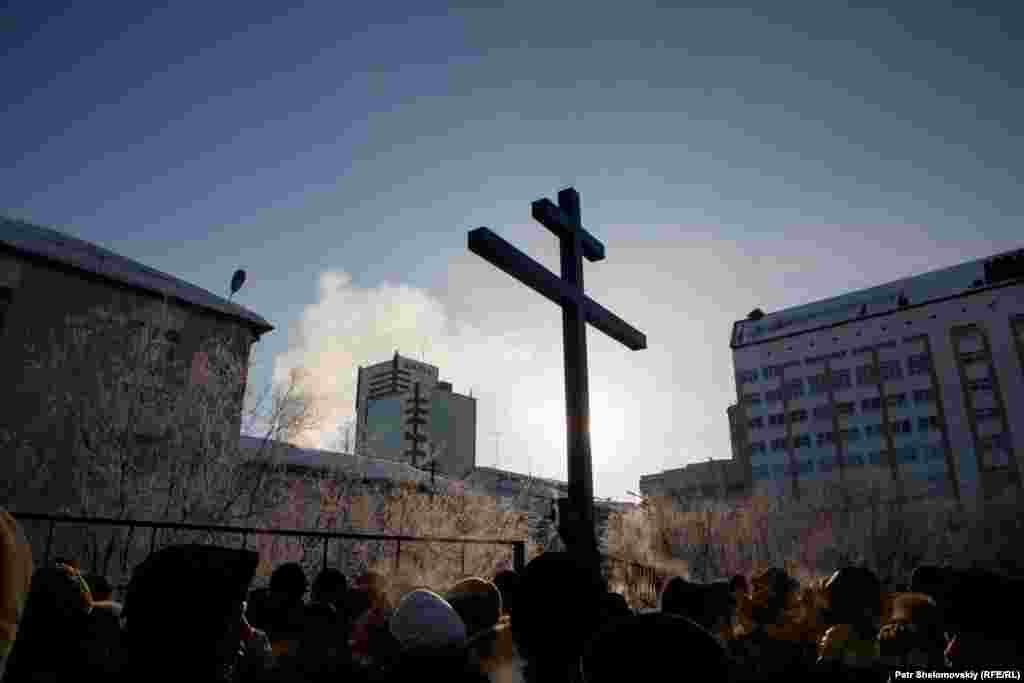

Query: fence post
241;532;248;550
395;539;401;572
461;543;467;576
45;518;56;565
149;526;157;556
322;537;329;571
513;542;525;572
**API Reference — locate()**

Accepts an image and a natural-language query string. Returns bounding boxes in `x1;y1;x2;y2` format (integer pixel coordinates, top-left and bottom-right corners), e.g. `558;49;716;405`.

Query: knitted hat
446;577;502;640
389;589;467;652
0;510;33;666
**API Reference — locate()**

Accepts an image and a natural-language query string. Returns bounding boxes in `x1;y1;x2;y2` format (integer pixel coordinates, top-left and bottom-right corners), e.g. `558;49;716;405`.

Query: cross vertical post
467;187;647;573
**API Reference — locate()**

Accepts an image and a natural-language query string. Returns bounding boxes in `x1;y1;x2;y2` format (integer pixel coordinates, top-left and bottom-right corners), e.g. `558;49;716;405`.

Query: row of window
751;444;948;479
741;356;933;387
748;417;938;455
748;390;938;429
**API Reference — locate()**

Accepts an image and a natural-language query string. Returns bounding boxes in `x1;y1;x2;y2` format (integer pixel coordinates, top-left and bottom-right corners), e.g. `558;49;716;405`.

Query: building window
896;445;919;464
857;364;878;385
864;423;883;438
762;364;784;379
917;415;942;432
794;434;811;449
785;379;805;399
748;441;767;456
861;396;882;412
907;353;932;376
766;388;783;404
846;454;865;467
812;405;832;421
768;413;786;427
817;431;835;447
975;407;1000;422
789;409;808;423
885;393;907;408
736;369;759;384
748;416;764;429
967;377;994;392
771;437;788;452
840;427;861;442
742;392;762;406
831;369;852;391
889;418;912;434
879;359;903;382
809;373;829;395
913;388;937;404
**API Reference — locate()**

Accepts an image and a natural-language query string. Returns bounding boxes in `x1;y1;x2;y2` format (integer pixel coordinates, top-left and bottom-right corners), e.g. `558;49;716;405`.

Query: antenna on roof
229;269;246;300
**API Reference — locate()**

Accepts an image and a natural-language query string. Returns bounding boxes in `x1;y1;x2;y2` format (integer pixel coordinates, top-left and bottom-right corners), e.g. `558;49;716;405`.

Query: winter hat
446;577;502;640
389;589;467;652
0;510;33;668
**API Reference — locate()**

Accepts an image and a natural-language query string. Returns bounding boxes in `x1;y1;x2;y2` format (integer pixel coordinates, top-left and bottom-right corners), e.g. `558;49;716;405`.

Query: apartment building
730;247;1024;507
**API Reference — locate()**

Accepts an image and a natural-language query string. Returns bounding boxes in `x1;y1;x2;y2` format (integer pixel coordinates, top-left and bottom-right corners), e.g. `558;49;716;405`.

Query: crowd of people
2;507;1022;682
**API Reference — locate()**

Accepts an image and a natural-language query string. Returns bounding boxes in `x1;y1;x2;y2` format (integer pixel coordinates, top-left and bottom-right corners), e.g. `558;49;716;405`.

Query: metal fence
601;554;665;609
12;512;526;591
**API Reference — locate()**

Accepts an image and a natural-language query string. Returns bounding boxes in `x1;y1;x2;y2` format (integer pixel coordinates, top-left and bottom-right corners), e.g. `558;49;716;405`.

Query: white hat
389;589;467;651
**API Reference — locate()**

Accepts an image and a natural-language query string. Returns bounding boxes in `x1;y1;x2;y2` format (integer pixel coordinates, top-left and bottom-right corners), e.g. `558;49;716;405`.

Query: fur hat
390;589;467;652
0;510;33;668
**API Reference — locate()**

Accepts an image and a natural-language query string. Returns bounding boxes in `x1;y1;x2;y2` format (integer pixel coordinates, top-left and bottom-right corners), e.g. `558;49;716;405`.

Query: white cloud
271;235;750;498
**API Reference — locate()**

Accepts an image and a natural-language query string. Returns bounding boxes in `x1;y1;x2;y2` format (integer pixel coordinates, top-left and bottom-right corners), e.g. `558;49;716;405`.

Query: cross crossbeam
467;187;646;567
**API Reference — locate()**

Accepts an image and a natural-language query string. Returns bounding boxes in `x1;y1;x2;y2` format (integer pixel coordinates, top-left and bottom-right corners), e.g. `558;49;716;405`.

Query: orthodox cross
468;187;647;566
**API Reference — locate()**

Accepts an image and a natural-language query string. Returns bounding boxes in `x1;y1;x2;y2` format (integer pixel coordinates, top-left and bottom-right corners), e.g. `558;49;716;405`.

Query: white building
730;247;1024;508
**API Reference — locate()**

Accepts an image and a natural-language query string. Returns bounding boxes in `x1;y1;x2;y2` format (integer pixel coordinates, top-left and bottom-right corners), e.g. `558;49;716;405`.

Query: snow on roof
1;216;272;334
238;435;467;488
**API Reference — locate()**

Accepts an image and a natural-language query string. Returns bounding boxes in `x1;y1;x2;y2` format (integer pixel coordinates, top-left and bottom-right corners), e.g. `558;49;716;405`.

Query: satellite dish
229;269;246;299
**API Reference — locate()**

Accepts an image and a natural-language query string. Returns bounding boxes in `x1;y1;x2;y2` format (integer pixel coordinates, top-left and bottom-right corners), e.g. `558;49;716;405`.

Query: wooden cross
468;187;646;566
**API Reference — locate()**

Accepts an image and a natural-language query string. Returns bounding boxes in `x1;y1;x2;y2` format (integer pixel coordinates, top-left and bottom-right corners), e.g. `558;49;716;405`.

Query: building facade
1;217;273;511
730;247;1024;507
638;459;748;502
355;354;477;478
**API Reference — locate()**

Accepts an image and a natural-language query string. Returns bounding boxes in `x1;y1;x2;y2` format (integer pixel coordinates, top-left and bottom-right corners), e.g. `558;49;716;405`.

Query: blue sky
4;1;1022;500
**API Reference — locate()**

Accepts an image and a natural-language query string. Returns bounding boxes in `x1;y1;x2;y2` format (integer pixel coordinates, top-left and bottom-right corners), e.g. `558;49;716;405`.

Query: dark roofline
730;277;1023;350
1;227;273;337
